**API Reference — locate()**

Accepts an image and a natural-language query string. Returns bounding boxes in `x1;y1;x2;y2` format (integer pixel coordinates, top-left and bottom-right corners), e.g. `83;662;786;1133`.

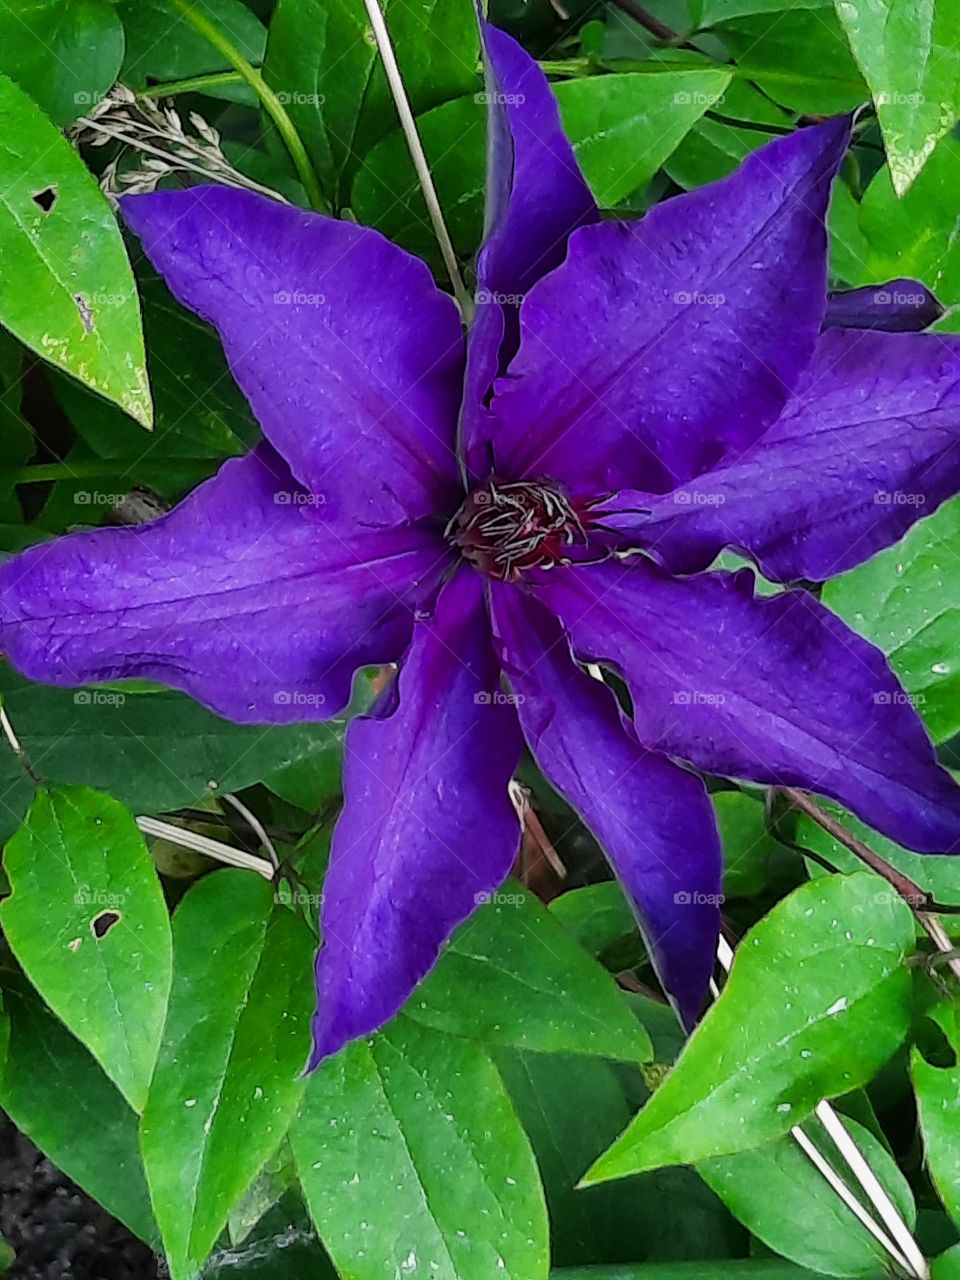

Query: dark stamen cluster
447;479;586;580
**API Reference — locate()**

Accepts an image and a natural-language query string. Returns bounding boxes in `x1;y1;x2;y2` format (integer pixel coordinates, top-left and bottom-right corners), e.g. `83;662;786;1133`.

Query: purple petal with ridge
487;118;851;495
123;186;464;528
0;446;449;723
533;558;960;854
825;278;943;332
491;585;722;1026
311;567;522;1064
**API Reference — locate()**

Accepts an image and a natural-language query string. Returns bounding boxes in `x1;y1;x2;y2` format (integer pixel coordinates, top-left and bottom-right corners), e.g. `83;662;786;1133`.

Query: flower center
447;479;586;581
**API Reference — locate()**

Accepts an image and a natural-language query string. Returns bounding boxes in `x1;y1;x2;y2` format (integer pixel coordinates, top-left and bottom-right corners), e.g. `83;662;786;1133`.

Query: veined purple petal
0;446;449;723
487;118;851;496
533;559;960;854
490;586;721;1027
596;329;960;583
825;279;943;332
460;20;598;476
311;568;522;1064
122;187;464;528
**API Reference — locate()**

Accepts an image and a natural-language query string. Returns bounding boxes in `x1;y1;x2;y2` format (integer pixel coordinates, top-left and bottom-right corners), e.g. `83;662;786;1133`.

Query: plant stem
608;0;681;42
134;70;246;100
781;787;960;982
168;0;325;211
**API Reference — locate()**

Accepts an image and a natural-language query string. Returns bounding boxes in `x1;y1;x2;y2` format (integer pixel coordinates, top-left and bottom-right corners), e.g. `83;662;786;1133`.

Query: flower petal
533;559;960;854
311;568;522;1064
488;118;851;495
0;446;449;723
460;20;598;476
490;585;721;1026
122;187;464;527
825;278;943;332
596;329;960;582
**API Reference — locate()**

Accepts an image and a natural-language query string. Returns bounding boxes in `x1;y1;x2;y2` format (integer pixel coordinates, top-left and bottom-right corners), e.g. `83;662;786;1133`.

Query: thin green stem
168;0;325;211
134;70;246;100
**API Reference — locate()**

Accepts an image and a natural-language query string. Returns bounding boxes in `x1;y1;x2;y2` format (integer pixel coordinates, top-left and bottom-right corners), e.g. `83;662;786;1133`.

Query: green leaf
713;789;783;898
0;0;123;125
407;882;652;1062
141;870;314;1280
934;1245;960;1280
584;873;916;1182
0;785;171;1112
549;881;639;959
264;0;479;201
498;1049;742;1269
552;69;732;206
0;74;151;426
665;117;777;187
293;1017;549;1280
0;976;159;1246
0;671;347;838
118;0;266;104
832;0;960;194
912;999;960;1230
549;1264;871;1279
823;495;960;743
698;1112;915;1277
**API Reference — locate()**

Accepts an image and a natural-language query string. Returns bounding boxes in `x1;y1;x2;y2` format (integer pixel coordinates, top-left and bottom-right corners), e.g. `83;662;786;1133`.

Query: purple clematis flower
3;23;960;1066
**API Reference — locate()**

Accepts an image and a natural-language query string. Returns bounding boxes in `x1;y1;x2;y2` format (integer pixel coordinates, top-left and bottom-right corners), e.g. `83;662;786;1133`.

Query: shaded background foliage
0;0;959;1277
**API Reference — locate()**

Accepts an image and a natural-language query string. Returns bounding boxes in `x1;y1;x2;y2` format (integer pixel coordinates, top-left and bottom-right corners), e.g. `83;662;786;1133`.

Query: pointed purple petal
311;568;522;1064
825;279;943;332
596;329;960;582
122;187;463;527
460;20;598;476
490;585;721;1026
533;559;960;854
487;118;851;495
0;446;449;722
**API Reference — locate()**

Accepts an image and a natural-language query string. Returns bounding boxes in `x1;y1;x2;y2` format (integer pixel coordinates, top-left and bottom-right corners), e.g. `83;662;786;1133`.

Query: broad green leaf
549;1264;867;1279
0;976;159;1246
716;10;867;114
0;75;151;426
0;671;347;838
264;0;479;201
832;0;960;194
912;999;960;1230
700;0;828;22
549;881;639;959
665;117;776;187
0;0;123;124
698;1113;915;1277
552;69;732;206
118;0;265;104
408;882;652;1063
293;1017;549;1280
1;785;171;1111
934;1245;960;1279
713;789;783;898
141;870;314;1280
498;1049;741;1268
584;874;915;1182
824;495;960;743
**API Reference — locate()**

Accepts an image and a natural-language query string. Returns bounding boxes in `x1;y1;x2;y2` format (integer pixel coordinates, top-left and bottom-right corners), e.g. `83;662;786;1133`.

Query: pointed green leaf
584;874;915;1182
912;999;960;1231
140;871;314;1280
293;1018;549;1280
0;74;151;425
0;785;172;1111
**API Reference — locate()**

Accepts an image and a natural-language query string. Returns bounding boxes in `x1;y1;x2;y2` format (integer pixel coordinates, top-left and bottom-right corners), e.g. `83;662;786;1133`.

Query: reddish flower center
447;479;586;581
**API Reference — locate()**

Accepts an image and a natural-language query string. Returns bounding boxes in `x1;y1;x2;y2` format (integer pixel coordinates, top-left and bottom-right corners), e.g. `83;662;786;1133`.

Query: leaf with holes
140;870;314;1280
293;1017;549;1280
0;75;151;426
584;874;916;1182
0;785;171;1112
